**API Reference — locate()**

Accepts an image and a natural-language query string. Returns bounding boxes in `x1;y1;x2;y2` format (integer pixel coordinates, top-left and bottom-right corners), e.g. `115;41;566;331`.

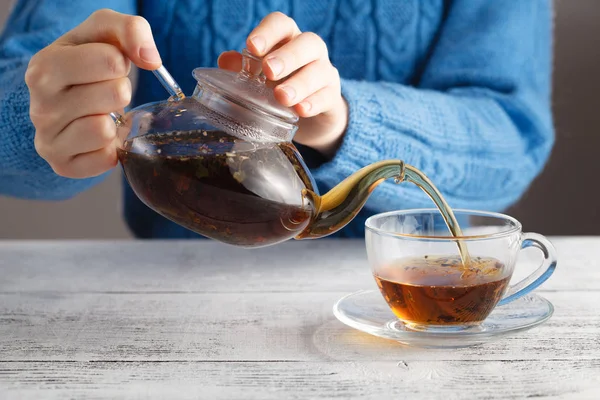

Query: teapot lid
192;49;299;126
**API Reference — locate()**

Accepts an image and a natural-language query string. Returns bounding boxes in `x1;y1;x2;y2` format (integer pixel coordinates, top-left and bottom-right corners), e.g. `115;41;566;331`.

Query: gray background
0;0;597;239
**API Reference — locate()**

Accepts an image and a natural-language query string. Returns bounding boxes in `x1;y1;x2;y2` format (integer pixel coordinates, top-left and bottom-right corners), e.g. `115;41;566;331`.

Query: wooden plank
0;359;598;399
1;239;598;397
0;237;597;293
1;291;598;362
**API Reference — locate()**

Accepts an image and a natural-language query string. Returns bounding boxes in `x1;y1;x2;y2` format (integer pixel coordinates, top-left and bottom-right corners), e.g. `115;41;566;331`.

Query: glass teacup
365;209;557;332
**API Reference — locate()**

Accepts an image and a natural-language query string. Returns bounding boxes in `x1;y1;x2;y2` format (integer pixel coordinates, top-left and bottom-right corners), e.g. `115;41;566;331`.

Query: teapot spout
296;160;406;239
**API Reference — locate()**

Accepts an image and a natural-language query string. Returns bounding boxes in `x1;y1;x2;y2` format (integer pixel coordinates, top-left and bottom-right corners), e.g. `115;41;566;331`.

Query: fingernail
250;36;266;54
279;86;296;101
139;47;161;64
300;101;312;112
266;57;283;78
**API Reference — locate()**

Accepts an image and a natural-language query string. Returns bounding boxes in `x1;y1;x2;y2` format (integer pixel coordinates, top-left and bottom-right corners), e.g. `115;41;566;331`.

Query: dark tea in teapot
117;130;315;247
118;125;473;263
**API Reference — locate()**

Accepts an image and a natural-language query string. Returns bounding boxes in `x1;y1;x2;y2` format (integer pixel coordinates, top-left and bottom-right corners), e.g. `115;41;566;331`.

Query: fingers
35;116;119;179
30;77;132;137
273;59;337;106
26;9;157;179
58;8;161;70
218;12;342;126
262;32;328;81
51;115;117;159
66;145;119;179
57;43;132;87
64;77;132;123
27;43;131;93
33;115;122;179
246;12;301;56
294;85;342;118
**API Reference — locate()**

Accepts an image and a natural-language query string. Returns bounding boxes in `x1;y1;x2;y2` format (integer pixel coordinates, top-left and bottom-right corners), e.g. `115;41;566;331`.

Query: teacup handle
497;232;557;306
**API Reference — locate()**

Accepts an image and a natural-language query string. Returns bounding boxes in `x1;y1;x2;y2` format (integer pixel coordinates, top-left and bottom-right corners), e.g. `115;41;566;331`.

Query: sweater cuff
0;66;105;200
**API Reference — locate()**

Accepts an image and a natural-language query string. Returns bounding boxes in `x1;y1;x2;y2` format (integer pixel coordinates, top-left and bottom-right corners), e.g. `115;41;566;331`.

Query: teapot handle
109;65;185;126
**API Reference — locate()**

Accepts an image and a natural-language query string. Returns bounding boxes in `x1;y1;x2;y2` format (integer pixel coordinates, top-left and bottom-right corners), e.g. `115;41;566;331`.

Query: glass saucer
333;290;554;348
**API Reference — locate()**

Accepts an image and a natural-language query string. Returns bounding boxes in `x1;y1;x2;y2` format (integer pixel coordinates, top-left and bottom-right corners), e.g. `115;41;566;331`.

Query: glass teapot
112;49;417;248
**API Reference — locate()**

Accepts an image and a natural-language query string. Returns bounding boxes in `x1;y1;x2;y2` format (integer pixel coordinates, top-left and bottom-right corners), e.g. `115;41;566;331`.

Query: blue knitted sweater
0;0;553;239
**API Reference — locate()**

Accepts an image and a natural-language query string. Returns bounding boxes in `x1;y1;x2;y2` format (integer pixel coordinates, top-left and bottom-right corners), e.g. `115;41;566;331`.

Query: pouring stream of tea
299;160;472;268
403;165;472;267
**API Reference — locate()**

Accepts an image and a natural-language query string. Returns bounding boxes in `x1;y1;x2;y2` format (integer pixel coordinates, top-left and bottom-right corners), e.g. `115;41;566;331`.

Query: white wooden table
0;238;598;399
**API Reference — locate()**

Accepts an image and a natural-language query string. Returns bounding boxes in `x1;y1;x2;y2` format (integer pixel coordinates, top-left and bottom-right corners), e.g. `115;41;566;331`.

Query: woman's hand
25;9;161;178
218;12;348;158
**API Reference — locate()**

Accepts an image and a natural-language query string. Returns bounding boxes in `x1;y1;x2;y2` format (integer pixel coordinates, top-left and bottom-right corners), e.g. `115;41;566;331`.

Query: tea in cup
365;209;557;332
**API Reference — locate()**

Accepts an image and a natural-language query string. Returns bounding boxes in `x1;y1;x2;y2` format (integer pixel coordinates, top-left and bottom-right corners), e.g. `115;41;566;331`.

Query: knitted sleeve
312;0;554;213
0;0;135;200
